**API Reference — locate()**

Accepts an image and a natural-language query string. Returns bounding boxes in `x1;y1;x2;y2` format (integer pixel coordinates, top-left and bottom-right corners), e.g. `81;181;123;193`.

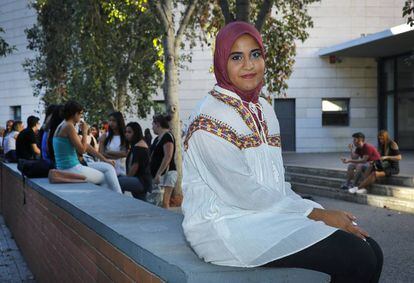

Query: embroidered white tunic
182;86;337;267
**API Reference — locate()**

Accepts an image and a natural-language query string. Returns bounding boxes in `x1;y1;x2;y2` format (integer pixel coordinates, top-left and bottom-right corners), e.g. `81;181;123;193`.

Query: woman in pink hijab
182;22;382;282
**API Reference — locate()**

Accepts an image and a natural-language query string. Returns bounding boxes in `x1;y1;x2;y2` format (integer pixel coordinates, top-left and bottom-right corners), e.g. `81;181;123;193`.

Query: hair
27;116;40;128
153;114;172;129
377;129;392;156
45;104;58;118
352;132;365;141
12;121;23;132
62;101;84;120
126;122;144;146
104;111;127;149
47;105;64;162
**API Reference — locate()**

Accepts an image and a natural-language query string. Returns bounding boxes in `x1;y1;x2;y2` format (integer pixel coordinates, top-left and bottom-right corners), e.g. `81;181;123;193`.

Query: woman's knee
349;241;378;282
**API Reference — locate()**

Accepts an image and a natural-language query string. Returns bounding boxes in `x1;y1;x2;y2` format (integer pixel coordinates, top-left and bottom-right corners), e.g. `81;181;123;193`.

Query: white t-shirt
105;135;126;176
3;131;19;154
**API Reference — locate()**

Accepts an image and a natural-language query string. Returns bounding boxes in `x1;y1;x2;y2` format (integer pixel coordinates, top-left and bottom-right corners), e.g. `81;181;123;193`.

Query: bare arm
381;142;402;161
155;142;174;179
104;149;128;159
67;124;88;154
31;143;41;156
128;163;139;177
346;155;369;164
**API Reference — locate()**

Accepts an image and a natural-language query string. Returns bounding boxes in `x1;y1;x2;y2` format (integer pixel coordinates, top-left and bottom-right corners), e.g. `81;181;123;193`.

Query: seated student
1;120;14;151
41;105;60;165
349;130;402;194
53;101;122;194
99;112;128;176
340;132;381;193
16;116;41;160
4;121;23;162
118;122;152;200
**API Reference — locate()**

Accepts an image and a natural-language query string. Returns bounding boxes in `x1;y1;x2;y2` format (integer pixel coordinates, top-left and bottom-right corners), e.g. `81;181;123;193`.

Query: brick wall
1;165;164;282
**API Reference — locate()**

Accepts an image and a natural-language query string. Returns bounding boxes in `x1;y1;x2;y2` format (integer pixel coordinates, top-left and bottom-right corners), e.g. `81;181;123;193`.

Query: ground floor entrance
379;53;414;150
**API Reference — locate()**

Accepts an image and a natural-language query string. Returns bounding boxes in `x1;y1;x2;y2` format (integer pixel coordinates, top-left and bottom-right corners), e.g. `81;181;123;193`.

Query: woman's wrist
307;208;325;221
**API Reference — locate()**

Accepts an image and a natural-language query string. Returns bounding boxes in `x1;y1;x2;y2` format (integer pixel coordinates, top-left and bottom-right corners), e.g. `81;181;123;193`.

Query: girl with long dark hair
118;122;152;200
99;112;128;176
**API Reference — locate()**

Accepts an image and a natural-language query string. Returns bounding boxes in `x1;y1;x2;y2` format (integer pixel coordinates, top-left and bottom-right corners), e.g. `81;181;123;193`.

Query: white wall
0;0;41;128
285;0;406;152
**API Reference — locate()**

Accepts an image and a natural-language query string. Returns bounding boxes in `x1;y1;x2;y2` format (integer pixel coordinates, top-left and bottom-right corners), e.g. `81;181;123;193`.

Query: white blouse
105;135;126;176
4;131;18;154
182;85;337;267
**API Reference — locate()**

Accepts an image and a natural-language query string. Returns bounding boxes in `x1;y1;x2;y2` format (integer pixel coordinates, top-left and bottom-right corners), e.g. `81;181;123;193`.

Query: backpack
17;159;53;178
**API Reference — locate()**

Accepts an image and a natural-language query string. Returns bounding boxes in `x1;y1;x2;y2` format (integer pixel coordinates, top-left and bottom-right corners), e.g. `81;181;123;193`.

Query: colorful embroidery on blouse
210;90;258;134
184;114;279;151
267;135;282;147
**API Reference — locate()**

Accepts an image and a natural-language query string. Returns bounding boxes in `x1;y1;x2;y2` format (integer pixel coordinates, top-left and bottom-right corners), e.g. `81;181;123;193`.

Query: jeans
62;162;122;194
264;230;383;283
118;176;146;200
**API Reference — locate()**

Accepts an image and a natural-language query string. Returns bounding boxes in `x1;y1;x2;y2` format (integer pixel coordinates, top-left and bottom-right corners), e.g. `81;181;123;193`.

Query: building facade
0;0;411;152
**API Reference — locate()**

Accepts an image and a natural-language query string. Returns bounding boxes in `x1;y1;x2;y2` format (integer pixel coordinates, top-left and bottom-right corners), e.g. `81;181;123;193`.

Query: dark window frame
321;98;350;126
10;105;21;121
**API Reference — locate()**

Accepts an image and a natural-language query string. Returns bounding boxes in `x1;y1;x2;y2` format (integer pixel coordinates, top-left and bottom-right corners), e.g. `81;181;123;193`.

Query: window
322;98;349;126
10;106;21;121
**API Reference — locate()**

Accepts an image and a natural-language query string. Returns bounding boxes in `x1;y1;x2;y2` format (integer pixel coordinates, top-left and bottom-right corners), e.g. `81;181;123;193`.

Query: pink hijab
214;21;265;103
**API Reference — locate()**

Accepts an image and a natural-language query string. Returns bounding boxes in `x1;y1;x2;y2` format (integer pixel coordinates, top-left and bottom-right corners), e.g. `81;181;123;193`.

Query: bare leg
354;164;367;186
162;186;174;209
346;164;356;185
359;171;386;189
48;169;87;183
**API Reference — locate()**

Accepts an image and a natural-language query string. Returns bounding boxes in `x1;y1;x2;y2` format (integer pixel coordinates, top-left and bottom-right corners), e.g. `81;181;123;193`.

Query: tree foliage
24;0;163;123
0;26;15;57
403;0;414;26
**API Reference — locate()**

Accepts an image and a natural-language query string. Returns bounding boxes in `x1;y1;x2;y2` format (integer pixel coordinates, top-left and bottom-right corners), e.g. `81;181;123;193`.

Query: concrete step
285;165;414;187
286;172;344;189
287;172;414;201
291;181;414;214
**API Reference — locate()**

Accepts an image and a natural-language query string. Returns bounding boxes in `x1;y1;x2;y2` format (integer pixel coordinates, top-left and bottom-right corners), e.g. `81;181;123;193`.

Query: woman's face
125;126;134;142
90;127;98;137
74;111;83;123
227;34;265;92
378;134;386;145
152;121;160;135
108;116;118;130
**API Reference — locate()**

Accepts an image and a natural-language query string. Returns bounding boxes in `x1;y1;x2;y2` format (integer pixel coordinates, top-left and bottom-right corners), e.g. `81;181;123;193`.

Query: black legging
264;230;383;283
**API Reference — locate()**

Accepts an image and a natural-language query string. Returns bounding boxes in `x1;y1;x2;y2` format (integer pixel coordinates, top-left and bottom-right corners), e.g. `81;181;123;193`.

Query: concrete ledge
0;162;330;282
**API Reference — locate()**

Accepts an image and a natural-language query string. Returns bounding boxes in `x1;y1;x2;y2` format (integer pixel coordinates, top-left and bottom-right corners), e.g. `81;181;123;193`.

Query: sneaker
356;188;367;194
340;183;351;190
348;187;359;194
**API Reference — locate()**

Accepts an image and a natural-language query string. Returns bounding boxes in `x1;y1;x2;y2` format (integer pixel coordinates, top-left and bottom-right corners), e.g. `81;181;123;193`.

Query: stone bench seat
0;162;330;282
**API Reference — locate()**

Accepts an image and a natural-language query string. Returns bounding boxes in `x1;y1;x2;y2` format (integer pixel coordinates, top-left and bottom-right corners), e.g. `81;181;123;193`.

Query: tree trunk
236;0;250;22
163;30;183;195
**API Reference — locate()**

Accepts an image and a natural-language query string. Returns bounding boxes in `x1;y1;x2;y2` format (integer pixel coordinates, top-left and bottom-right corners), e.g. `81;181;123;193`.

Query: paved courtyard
0;216;34;282
315;195;414;283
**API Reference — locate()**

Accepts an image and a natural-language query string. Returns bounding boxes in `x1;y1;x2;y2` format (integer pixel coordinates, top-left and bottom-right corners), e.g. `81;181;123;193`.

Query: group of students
0;101;178;208
341;130;402;194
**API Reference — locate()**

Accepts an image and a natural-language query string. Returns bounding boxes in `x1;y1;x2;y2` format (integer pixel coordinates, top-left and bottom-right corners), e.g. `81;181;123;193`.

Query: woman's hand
309;209;369;240
80;120;89;135
103;158;116;167
154;174;161;185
